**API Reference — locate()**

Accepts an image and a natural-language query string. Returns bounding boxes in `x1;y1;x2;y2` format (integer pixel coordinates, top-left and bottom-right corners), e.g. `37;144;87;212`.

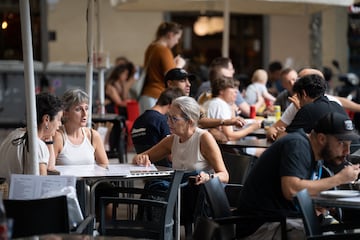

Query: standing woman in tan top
139;21;186;113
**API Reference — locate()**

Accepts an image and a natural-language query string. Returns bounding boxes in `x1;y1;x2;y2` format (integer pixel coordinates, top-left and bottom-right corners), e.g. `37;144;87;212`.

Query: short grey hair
62;89;89;111
172;96;200;126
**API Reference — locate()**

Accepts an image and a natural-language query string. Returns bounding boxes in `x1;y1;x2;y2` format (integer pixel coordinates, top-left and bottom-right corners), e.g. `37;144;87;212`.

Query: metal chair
200;177;287;240
4;195;94;238
221;150;255;184
99;170;184;239
294;188;360;240
193;216;220;240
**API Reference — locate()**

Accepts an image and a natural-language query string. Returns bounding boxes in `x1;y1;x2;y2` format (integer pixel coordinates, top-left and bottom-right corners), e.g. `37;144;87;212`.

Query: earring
45;124;49;130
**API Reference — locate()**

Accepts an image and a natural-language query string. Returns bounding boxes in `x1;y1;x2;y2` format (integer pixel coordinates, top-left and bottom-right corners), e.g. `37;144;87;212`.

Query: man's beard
322;142;347;173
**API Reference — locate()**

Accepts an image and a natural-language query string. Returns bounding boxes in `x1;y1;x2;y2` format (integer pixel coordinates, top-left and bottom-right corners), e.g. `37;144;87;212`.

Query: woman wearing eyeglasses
133;96;229;184
133;96;228;237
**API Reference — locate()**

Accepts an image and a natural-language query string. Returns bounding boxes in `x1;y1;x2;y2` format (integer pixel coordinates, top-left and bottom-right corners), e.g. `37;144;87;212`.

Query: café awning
110;0;358;15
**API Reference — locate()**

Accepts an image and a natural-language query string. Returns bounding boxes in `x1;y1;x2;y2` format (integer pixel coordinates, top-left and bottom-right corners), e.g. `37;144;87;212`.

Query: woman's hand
193;171;213;185
174;55;186;68
132;154;151;167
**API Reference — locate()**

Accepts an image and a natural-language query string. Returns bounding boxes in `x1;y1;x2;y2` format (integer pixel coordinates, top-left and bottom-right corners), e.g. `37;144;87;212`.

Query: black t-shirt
237;130;316;217
131;109;170;152
286;95;347;133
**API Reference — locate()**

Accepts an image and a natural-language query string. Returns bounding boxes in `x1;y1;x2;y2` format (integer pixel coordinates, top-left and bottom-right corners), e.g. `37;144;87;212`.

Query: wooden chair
99;170;184;239
294;188;360;240
4;195;94;238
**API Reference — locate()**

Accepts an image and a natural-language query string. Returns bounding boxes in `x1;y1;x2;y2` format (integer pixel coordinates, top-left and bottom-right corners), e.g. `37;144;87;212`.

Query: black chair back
99;170;184;239
4;195;70;238
221;151;254;184
203;177;232;218
294;188;321;237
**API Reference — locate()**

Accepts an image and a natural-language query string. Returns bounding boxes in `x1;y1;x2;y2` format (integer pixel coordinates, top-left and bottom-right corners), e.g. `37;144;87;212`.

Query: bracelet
220;119;225;125
44;141;54;145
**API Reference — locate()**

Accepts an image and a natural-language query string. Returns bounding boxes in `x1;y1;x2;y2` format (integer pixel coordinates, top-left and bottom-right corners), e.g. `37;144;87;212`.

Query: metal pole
96;0;105;115
86;0;94;126
222;0;230;57
19;0;39;174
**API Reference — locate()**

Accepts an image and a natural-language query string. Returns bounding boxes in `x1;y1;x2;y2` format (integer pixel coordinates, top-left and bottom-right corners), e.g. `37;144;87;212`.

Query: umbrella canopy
110;0;358;15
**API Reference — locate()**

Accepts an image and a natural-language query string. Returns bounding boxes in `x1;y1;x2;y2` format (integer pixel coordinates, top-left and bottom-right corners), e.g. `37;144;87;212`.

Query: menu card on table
9;174;76;200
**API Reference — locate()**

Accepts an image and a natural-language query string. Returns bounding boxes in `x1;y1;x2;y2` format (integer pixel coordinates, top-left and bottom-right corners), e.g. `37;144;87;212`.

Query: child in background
244;69;276;106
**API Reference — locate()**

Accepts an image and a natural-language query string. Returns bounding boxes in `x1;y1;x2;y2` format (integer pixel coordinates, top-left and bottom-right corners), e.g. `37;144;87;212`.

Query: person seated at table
0;93;63;183
131;87;184;167
53;89;113;221
237;112;360;240
274;68;298;112
206;75;263;157
164;67;246;142
244;69;276;107
133;96;229;237
104;62;136;117
197;57;264;118
267;69;347;142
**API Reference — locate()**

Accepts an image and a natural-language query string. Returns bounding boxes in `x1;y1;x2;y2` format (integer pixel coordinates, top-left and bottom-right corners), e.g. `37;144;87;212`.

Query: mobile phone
188;176;197;184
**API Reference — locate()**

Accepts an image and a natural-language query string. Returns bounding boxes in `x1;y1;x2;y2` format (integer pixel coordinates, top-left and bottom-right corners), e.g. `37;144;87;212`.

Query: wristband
44;141;54;145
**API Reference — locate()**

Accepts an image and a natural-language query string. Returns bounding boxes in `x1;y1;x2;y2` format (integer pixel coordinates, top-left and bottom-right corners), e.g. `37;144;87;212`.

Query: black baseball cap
164;68;195;82
314;112;359;141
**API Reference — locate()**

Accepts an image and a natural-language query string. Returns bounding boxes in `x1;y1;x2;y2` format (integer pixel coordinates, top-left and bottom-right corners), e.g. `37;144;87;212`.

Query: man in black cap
164;68;246;141
164;68;195;97
237;112;360;239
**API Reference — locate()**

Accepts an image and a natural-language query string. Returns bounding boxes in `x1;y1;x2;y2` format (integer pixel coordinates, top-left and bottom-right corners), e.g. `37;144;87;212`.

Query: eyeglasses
167;115;187;124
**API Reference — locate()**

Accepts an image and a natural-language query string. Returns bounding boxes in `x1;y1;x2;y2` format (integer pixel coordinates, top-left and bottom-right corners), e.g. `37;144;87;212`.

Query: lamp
208;17;224;34
1;21;8;30
193;16;209;36
193;16;224;36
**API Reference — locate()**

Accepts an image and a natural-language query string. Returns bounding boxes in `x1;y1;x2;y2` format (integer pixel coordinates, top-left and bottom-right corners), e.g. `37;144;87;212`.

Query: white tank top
56;127;95;165
171;127;211;171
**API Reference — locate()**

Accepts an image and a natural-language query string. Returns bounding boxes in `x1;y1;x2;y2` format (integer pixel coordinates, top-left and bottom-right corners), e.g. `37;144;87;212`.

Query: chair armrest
101;196;167;208
307;233;360;240
109;187;167;198
321;222;360;234
73;215;95;234
214;214;285;226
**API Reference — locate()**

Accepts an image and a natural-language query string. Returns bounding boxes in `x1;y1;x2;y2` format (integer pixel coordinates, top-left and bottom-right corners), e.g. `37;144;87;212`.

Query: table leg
175;187;180;240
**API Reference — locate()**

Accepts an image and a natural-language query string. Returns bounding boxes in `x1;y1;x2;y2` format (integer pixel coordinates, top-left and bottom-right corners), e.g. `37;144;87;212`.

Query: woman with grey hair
53;88;108;167
133;96;228;237
133;95;228;184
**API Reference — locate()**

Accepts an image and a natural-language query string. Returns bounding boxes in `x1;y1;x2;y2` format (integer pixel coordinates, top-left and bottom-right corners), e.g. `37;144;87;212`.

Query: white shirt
207;97;233;120
0;128;49;183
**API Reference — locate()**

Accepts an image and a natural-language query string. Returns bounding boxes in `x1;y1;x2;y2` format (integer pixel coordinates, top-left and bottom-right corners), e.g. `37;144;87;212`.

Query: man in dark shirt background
131;88;184;167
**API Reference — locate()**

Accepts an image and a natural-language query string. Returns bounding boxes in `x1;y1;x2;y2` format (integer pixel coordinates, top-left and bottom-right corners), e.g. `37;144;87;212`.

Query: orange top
141;43;176;99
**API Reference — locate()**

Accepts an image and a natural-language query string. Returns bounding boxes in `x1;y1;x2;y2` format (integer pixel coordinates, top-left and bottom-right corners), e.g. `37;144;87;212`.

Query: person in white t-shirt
0;93;63;183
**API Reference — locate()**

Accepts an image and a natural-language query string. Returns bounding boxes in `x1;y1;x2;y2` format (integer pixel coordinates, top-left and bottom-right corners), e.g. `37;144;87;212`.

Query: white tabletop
55;163;173;178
